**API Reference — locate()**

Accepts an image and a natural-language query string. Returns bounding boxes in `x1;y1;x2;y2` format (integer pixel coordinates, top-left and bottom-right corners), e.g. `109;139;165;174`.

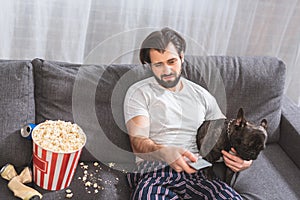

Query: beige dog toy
0;163;42;200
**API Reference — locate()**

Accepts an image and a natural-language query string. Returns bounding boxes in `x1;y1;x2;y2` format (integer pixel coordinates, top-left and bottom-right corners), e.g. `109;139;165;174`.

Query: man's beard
153;72;181;89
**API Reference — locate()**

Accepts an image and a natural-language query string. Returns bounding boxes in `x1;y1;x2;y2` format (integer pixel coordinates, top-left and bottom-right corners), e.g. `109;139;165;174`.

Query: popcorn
66;189;72;193
85;181;92;187
69;161;125;197
108;162;115;168
83;165;88;170
66;193;73;198
65;189;73;198
32;120;86;153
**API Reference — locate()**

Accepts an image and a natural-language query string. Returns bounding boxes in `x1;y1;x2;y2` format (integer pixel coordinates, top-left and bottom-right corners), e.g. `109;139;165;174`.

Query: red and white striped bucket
32;123;86;191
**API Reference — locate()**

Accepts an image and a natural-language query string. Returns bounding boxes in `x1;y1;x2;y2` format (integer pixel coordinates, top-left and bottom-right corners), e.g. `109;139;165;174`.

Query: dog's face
228;108;268;161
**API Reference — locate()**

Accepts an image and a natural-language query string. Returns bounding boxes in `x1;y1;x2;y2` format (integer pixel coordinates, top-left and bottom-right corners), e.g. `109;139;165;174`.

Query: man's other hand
222;148;252;172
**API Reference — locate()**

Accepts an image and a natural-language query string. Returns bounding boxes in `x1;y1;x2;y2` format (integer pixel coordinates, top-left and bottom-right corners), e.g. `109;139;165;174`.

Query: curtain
0;0;299;106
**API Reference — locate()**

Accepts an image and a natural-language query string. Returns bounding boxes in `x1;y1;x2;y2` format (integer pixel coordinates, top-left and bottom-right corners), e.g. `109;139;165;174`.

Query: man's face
149;43;184;89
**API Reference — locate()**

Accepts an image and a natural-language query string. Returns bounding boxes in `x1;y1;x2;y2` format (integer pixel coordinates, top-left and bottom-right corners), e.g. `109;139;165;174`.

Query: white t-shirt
124;76;225;157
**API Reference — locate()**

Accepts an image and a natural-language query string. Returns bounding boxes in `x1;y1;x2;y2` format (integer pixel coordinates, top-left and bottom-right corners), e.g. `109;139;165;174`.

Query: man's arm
126;115;197;173
126;115;162;158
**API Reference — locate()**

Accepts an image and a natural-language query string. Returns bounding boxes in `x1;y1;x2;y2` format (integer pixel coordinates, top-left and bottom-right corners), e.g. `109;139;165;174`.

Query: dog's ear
236;108;245;126
260;119;268;130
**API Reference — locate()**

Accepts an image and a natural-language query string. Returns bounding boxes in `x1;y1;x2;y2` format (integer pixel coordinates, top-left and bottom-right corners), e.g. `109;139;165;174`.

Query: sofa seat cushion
0;161;130;200
233;143;300;200
0;60;35;167
33;161;130;200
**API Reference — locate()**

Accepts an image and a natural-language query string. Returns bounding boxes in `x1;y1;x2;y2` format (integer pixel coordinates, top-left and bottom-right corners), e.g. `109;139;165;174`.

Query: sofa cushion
32;58;96;162
32;59;81;123
0;161;130;200
233;143;300;199
0;60;35;167
183;56;286;143
29;161;130;200
32;59;141;164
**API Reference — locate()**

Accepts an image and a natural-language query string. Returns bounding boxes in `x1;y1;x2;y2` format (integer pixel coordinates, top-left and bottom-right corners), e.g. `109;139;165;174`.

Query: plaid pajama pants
127;161;242;200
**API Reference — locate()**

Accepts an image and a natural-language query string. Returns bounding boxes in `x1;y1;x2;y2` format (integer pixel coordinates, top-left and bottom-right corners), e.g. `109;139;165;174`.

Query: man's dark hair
139;27;186;64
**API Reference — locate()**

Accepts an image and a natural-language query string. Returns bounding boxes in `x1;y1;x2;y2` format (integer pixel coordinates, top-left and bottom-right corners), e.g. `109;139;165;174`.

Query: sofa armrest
279;95;300;168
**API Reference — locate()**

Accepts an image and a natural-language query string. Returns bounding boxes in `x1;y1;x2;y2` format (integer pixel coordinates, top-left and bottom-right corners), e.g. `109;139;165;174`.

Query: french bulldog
196;108;268;184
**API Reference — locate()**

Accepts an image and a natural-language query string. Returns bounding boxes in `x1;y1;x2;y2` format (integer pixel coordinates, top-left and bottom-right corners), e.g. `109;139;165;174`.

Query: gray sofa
0;56;299;200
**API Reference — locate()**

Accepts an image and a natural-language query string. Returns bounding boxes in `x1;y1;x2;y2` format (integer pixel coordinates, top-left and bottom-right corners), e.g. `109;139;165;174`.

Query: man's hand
160;146;198;174
221;148;252;172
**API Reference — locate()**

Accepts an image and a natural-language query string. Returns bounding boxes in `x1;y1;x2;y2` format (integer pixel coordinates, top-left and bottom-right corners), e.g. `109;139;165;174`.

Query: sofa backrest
0;56;285;168
0;60;35;167
31;56;286;165
32;59;146;165
183;56;286;143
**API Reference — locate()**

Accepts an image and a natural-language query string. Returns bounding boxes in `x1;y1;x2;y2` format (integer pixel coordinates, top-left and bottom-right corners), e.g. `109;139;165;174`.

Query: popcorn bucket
31;121;86;191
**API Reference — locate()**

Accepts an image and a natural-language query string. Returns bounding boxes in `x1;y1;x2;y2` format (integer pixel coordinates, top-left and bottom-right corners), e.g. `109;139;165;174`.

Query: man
124;27;251;199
